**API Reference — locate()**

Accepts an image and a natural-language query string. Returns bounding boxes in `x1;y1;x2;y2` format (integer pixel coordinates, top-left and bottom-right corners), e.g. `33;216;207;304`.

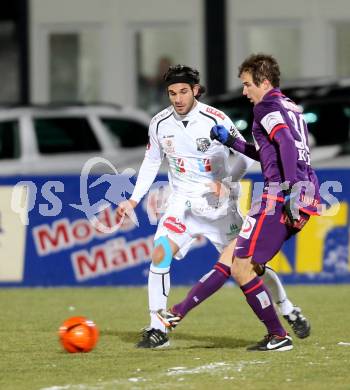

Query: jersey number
287;111;310;165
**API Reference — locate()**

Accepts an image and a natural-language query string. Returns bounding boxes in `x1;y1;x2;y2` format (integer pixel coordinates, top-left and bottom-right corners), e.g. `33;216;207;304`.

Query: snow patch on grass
128;377;146;382
338;342;350;346
167;360;266;376
41;378;148;390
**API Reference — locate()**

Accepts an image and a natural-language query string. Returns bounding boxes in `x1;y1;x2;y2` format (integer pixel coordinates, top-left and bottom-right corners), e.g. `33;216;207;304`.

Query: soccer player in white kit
117;65;310;348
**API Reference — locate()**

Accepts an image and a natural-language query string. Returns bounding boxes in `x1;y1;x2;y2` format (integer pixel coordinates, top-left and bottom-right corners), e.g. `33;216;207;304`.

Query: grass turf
0;285;349;390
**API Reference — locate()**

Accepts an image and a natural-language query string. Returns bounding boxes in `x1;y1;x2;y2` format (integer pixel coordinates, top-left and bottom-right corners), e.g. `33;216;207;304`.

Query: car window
302;100;350;145
0;120;20;159
101;118;148;147
34;117;101;154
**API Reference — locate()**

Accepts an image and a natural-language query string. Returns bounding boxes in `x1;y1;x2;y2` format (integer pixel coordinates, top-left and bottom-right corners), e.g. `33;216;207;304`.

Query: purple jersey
252;88;320;215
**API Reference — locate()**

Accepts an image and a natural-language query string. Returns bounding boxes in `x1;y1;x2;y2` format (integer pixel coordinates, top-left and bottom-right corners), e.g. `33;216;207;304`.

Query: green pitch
0;285;349;390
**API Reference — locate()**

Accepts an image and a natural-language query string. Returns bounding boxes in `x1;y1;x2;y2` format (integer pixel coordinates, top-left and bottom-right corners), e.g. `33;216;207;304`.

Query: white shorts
154;193;243;259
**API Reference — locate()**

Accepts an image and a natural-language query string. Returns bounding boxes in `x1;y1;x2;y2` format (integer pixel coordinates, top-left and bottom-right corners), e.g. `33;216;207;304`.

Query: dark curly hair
238;54;280;87
163;64;206;98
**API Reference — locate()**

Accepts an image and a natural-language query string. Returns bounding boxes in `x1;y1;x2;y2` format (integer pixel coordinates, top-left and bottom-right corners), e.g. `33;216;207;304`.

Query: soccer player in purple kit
158;54;320;351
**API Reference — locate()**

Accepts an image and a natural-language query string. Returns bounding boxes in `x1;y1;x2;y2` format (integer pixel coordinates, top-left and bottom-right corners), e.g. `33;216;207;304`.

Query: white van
0;104;151;175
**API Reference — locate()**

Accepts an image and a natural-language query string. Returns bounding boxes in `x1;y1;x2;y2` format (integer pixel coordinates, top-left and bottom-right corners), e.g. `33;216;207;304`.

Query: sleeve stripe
269;124;289;140
199;110;218;124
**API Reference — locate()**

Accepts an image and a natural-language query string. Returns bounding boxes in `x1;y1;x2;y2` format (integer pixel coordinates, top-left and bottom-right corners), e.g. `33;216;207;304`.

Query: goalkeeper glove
210;125;239;148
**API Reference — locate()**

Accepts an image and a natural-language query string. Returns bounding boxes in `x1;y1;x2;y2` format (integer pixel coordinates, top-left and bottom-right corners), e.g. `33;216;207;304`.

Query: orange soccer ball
58;316;99;353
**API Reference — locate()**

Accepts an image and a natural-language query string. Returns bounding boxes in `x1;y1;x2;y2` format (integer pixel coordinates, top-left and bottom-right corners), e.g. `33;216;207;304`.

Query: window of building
0;22;19;103
135;28;189;114
242;24;302;80
49;31;101;102
335;23;350;77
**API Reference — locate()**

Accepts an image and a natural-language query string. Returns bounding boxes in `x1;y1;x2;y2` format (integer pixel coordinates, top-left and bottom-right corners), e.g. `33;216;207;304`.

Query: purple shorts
234;196;309;264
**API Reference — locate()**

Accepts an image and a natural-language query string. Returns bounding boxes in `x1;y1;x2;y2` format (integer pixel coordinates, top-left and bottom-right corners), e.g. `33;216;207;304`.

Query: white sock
261;266;294;316
148;264;170;332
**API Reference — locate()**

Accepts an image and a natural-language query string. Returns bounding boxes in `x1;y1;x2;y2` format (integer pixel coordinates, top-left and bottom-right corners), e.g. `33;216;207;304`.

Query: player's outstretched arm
129;118;163;205
210;125;260;161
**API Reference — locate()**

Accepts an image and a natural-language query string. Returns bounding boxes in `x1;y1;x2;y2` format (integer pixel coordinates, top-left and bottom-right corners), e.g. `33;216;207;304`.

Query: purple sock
241;276;286;337
172;262;231;318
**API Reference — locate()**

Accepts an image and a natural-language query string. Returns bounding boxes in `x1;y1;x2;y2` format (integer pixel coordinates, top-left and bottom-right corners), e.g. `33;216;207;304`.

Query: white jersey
131;100;252;204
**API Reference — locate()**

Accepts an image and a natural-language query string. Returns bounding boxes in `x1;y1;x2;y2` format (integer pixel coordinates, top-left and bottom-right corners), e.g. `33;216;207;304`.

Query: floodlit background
0;3;350;389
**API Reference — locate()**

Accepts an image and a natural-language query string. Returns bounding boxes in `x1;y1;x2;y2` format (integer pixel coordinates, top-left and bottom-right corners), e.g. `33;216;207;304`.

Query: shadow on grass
103;330;254;349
